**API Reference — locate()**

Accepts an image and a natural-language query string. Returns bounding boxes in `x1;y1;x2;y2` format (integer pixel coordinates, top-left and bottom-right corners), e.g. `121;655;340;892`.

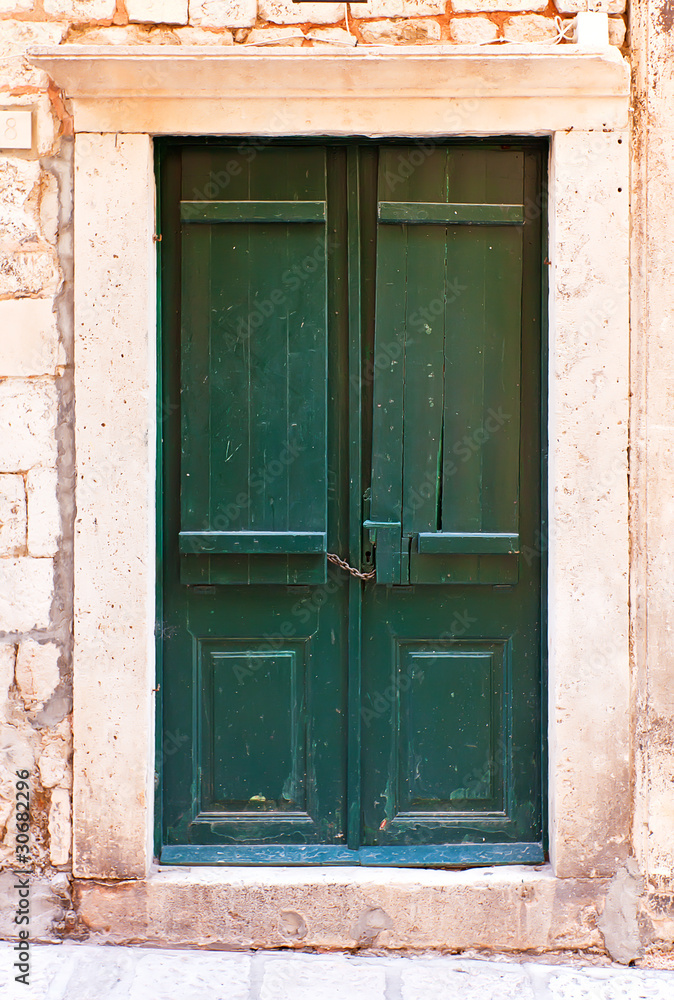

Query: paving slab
1;943;674;1000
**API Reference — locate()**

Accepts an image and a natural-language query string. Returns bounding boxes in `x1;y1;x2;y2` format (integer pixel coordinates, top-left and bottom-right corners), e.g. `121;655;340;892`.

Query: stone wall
0;0;660;958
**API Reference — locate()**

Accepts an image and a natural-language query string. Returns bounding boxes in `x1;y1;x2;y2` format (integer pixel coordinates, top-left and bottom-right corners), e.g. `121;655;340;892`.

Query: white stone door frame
33;43;631;945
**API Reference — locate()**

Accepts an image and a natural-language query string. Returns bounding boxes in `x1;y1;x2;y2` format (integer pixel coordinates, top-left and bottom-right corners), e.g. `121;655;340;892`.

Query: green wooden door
157;141;545;865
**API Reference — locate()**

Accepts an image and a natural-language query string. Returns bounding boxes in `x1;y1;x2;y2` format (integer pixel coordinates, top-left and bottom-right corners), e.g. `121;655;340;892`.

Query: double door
158;141;545;865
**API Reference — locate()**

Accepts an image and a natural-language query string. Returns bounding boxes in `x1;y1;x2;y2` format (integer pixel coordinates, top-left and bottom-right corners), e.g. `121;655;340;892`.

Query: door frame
48;47;630;907
155;138;548;867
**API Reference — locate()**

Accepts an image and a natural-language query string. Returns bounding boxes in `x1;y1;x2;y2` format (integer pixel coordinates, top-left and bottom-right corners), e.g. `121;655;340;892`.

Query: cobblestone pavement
1;944;674;1000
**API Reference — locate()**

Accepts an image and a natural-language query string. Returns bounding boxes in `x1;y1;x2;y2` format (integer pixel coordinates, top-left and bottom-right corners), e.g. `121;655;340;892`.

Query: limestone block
0;22;68;92
66;24;180;43
189;0;257;28
609;14;626;45
0;559;53;632
127;0;189;22
351;0;444;17
258;0;343;24
0;92;61;158
0;474;26;555
27;467;60;557
449;16;499;43
16;639;60;710
48;786;71;866
40;170;60;245
554;0;625;11
38;741;71;788
43;0;116;19
360;17;441;42
0;379;58;471
0;0;34;11
0;246;62;298
0;156;41;246
0;644;16;721
173;25;234;42
0;873;66;937
0;299;60;377
503;13;558;41
260;957;386;1000
307;26;357;45
246;26;306;44
453;0;545;11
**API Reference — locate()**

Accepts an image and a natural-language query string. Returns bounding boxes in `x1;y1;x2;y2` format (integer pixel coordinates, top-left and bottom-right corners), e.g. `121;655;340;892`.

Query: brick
0;561;53;634
0;379;58;472
502;13;557;41
246;26;306;44
453;0;545;11
43;0;116;18
0;299;61;377
27;466;60;558
126;0;189;22
449;15;499;42
0;22;67;96
0;474;26;555
258;0;343;24
609;14;626;44
554;0;625;11
360;17;441;42
16;639;60;709
48;786;71;866
189;0;257;28
351;0;445;18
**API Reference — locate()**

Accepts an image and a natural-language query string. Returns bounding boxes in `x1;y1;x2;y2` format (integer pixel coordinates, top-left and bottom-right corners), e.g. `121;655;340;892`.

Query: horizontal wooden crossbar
179;531;327;554
180;200;327;223
417;532;520;554
378;202;524;225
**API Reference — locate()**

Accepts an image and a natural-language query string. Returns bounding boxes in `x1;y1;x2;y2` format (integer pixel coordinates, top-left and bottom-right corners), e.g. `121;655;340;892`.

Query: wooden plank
400;221;446;538
346;146;363;851
379;202;524;225
179;530;327;554
181;200;327;223
479;226;523;535
417;532;519;554
441;225;488;535
180;168;213;535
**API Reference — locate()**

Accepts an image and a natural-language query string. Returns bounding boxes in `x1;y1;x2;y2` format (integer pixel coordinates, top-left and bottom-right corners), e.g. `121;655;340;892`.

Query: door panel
158;140;545;865
179;147;329;585
368;147;524;586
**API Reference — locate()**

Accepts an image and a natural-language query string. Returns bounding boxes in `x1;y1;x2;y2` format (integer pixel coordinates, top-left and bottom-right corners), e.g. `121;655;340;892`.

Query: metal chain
327;552;376;581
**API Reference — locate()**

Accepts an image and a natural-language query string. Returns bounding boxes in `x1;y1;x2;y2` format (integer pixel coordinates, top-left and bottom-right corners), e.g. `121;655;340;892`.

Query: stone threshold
73;864;612;951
